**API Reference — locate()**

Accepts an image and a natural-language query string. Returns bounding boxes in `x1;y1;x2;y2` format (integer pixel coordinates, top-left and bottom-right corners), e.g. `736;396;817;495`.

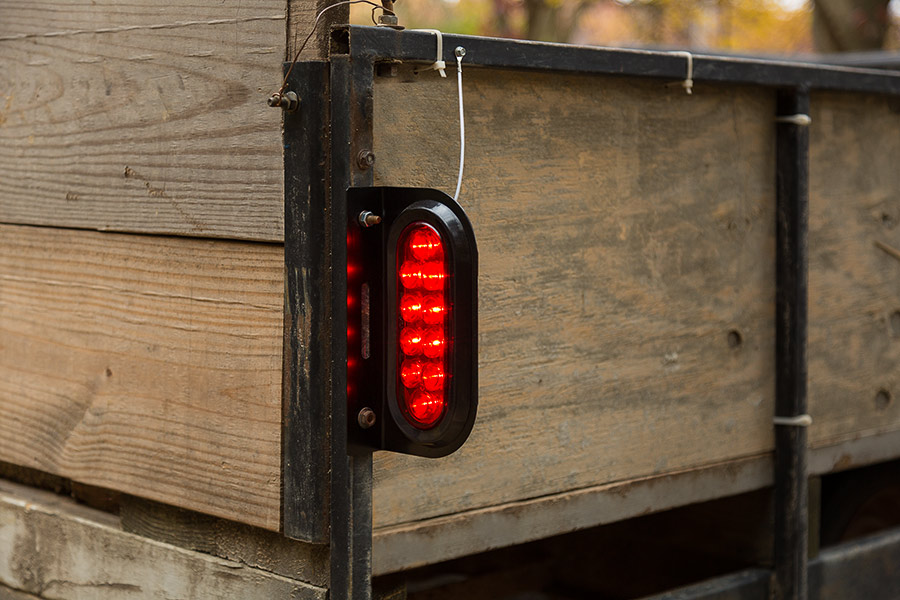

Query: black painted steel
347;25;900;96
330;55;375;600
282;61;332;544
773;89;810;600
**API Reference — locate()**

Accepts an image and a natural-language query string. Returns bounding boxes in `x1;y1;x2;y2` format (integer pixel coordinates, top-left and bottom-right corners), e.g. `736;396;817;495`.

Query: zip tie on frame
668;51;694;95
411;29;447;77
773;414;813;427
776;114;812;126
453;46;466;202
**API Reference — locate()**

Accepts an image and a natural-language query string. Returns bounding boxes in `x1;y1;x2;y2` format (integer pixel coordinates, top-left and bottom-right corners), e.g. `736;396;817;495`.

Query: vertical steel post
330;53;376;600
773;87;811;600
282;61;332;544
281;51;375;598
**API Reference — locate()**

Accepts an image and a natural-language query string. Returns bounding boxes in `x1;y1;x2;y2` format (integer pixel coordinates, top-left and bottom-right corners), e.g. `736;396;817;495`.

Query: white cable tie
669;51;693;95
453;46;466;203
775;114;812;126
773;414;813;427
411;29;447;77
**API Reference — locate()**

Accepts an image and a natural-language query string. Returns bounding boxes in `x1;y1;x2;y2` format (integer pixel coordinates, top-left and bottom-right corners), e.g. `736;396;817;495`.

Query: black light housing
346;187;477;458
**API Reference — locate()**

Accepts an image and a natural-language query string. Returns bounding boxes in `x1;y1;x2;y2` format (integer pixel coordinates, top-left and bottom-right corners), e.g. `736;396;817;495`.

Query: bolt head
455;46;466;58
357;150;376;170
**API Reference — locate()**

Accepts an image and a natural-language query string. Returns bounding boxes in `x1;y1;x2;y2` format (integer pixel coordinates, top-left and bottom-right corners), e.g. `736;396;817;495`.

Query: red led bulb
399;261;424;290
408;227;442;262
421;361;445;392
399;327;424;356
407;389;445;426
422;328;445;359
400;293;425;323
422;294;446;325
400;358;424;388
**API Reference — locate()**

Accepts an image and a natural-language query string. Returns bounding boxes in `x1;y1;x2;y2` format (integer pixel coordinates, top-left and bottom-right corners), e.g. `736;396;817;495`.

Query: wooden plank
119;496;329;587
0;479;326;599
0;224;283;529
0;1;291;240
370;67;778;529
809;526;900;600
373;429;900;573
640;569;771;600
0;583;42;600
372;454;773;575
0;1;281;38
808;91;900;449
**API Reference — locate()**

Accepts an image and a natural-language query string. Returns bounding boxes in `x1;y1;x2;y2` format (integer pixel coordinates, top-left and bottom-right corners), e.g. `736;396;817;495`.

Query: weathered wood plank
372;429;900;573
0;1;289;240
371;68;778;528
119;495;330;587
0;224;283;529
0;583;42;600
0;479;326;599
808;91;900;448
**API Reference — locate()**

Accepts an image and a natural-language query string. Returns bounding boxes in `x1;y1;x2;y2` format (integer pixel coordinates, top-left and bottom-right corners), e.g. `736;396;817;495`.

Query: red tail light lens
397;223;450;428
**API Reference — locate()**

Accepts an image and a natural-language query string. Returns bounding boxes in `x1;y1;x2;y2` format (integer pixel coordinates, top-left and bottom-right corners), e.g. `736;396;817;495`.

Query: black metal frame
281;25;900;600
346;26;900;95
773;89;810;600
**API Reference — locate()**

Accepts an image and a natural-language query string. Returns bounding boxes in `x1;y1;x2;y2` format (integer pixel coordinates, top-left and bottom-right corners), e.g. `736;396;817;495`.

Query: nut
358;407;377;429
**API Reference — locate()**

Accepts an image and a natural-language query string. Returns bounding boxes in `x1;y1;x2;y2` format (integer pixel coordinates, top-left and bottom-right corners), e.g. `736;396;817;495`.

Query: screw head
455;46;466;58
358;407;377;429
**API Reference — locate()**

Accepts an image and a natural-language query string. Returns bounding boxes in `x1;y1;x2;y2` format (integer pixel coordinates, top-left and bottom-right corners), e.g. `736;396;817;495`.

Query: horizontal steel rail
346;25;900;96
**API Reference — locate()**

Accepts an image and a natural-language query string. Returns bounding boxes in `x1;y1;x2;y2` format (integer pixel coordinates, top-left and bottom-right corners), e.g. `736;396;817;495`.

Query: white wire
453;52;465;203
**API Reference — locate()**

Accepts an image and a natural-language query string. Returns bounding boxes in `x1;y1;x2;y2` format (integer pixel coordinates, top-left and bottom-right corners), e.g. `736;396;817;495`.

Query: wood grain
0;0;292;240
0;479;326;599
808;91;900;448
0;224;284;529
370;68;779;529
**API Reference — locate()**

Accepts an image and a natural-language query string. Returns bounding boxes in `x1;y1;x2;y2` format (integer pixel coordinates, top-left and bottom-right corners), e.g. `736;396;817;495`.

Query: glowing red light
421;261;446;291
397;222;451;429
400;293;424;323
408;227;442;262
421;361;445;392
400;327;424;356
407;389;445;426
400;358;424;388
422;295;446;325
399;261;423;289
422;328;445;359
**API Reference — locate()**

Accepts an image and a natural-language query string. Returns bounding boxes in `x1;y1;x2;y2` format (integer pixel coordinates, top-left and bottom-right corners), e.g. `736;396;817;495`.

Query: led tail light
397;223;449;428
347;187;477;458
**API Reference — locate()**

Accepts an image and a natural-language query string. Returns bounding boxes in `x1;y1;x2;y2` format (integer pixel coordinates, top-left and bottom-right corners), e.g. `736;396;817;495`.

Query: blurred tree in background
352;0;899;54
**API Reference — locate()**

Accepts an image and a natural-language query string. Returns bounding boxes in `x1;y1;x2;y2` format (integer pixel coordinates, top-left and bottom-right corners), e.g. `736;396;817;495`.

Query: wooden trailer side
807;91;900;451
0;0;336;531
370;68;779;528
366;67;900;569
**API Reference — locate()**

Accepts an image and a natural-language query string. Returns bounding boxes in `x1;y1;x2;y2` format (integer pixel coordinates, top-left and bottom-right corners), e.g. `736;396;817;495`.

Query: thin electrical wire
453;53;465;203
276;0;393;98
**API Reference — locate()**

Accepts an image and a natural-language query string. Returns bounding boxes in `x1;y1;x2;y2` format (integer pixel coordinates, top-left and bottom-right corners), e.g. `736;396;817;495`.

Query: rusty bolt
357;150;376;170
357;210;382;228
358;407;377;429
267;91;299;112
